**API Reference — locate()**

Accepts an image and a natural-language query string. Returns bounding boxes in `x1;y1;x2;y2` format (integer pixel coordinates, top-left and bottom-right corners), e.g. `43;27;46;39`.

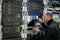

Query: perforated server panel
27;0;44;13
1;0;22;39
2;1;22;26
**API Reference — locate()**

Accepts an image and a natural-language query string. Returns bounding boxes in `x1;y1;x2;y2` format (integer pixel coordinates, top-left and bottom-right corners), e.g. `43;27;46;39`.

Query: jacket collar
46;19;53;26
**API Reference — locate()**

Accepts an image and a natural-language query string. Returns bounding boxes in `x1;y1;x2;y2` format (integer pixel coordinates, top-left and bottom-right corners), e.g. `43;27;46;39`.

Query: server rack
2;0;22;40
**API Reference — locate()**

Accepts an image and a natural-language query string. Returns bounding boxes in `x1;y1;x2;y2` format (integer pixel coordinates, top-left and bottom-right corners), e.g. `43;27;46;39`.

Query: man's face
44;14;49;21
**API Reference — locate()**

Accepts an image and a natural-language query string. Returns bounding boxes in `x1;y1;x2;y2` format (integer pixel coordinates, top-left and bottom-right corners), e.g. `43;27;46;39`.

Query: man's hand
33;26;40;32
38;18;43;23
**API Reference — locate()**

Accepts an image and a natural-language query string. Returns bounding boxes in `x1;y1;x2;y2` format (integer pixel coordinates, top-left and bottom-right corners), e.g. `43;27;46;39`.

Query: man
34;11;58;40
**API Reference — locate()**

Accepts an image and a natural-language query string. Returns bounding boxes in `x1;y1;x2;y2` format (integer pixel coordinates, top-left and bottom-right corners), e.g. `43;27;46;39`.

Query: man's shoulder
50;20;58;28
53;21;57;24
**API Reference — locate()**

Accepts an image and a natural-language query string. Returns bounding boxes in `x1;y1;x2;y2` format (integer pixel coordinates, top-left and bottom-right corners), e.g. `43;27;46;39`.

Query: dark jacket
37;19;58;40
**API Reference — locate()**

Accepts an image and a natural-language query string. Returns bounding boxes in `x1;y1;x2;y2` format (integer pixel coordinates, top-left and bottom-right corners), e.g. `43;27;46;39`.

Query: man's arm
41;23;47;28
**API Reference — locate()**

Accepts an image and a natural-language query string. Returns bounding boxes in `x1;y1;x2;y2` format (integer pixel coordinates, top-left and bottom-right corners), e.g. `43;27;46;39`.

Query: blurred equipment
48;0;60;7
27;0;44;40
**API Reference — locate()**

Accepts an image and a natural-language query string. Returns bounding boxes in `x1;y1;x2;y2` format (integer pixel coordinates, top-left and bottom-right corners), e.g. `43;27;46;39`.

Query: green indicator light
17;25;22;32
16;14;21;18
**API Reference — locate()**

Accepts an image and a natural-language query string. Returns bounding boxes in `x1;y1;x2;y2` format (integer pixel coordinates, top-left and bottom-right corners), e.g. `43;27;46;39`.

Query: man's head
44;11;52;21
